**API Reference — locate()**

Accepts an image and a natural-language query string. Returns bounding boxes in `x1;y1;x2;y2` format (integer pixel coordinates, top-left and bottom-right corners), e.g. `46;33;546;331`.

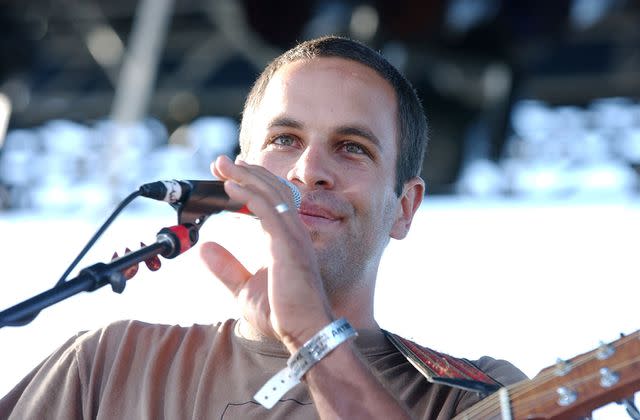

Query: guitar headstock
514;330;640;419
455;330;640;419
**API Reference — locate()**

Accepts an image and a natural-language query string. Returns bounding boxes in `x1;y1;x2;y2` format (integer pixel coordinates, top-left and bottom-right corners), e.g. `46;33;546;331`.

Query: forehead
248;57;399;152
264;57;397;115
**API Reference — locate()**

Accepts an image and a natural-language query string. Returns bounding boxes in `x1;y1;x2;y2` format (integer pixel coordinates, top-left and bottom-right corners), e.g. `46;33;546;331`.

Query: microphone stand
0;224;199;329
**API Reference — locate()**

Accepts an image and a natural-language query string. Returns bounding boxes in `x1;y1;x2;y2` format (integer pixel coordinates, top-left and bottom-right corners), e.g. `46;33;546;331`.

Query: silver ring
275;203;289;214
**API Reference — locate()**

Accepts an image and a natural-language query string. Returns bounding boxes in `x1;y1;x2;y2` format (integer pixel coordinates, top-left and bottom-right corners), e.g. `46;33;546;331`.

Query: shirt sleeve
0;333;88;420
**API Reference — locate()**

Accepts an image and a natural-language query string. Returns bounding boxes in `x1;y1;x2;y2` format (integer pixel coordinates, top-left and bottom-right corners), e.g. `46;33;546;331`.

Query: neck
320;254;381;331
326;281;379;331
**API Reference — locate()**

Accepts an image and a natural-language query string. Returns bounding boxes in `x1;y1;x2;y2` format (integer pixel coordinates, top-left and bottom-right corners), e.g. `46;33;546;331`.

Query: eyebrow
268;117;303;130
335;126;382;150
267;116;383;150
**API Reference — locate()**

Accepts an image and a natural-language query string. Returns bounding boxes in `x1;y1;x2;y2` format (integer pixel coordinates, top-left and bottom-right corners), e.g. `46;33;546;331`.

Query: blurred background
0;0;639;418
1;0;639;204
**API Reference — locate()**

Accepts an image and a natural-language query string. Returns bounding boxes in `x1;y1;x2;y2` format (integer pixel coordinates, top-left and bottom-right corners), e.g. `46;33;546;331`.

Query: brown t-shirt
0;319;526;419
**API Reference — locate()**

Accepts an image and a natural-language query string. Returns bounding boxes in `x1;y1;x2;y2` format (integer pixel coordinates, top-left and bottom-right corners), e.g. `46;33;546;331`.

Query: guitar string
451;332;638;418
453;391;501;419
489;355;640;419
503;331;638;400
457;355;640;419
508;333;639;401
511;355;640;414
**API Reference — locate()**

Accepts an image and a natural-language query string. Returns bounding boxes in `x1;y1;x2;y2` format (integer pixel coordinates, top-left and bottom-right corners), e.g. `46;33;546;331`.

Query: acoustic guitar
454;330;640;419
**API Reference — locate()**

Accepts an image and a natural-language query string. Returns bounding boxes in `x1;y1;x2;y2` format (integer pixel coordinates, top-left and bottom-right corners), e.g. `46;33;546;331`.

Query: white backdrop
1;197;638;418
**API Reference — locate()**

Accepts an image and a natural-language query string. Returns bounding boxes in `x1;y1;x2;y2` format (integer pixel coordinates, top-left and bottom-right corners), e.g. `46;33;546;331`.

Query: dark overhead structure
1;0;639;194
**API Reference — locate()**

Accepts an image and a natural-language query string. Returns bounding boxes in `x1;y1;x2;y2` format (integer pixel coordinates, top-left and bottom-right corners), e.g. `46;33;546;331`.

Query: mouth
297;202;342;227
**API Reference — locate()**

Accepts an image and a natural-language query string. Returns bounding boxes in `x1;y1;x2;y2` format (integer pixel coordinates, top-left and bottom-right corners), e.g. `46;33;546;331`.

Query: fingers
200;241;252;297
216;156;288;195
212;155;301;232
217;155;291;202
209;158;229;181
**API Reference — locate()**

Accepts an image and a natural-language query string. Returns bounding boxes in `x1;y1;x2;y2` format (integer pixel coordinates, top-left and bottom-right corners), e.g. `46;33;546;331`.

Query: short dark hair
239;36;428;196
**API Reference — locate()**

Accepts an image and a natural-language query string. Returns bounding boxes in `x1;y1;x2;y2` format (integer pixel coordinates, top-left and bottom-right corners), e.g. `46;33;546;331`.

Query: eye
341;141;368;155
269;134;298;148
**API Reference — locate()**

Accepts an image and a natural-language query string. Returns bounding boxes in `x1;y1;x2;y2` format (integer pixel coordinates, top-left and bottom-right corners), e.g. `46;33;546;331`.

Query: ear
390;176;425;240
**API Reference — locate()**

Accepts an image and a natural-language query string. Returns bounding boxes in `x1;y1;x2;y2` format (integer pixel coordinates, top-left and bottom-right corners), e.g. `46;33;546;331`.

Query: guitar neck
452;388;504;420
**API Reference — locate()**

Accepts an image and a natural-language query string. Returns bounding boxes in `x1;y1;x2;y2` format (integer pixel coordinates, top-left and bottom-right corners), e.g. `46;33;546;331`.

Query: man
0;36;526;419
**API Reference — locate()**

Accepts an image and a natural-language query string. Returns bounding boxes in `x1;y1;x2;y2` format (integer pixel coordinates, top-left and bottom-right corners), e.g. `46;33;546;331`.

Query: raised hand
200;155;333;352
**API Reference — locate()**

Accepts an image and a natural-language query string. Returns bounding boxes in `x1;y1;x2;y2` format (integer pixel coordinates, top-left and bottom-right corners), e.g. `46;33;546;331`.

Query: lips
298;202;340;221
294;190;351;232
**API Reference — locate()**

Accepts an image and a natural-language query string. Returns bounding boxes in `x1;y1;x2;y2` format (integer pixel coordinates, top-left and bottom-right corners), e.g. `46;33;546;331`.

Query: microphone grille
279;178;302;209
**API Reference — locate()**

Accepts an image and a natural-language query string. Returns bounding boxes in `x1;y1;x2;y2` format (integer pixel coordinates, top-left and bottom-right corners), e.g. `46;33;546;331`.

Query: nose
287;145;334;190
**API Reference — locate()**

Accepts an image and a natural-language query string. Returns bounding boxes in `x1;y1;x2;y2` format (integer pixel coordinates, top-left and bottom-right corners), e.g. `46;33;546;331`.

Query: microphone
139;179;301;221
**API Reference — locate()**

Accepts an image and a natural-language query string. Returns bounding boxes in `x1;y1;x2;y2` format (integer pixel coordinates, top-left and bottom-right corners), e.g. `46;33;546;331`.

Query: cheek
371;191;401;231
246;151;277;172
347;190;389;223
264;158;293;178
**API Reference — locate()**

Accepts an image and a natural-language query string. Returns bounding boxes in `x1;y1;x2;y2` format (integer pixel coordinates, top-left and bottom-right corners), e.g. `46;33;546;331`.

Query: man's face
243;57;406;291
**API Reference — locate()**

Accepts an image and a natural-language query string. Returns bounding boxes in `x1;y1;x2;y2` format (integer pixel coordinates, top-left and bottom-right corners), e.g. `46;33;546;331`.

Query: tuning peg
555;358;572;376
596;340;615;360
556;386;578;406
140;242;162;271
599;367;619;388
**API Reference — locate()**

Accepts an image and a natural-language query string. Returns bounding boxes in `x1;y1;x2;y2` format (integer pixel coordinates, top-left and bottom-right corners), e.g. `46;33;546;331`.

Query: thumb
200;241;251;297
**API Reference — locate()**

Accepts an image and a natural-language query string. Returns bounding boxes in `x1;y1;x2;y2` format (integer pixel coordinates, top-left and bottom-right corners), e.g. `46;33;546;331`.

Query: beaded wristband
254;318;357;409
